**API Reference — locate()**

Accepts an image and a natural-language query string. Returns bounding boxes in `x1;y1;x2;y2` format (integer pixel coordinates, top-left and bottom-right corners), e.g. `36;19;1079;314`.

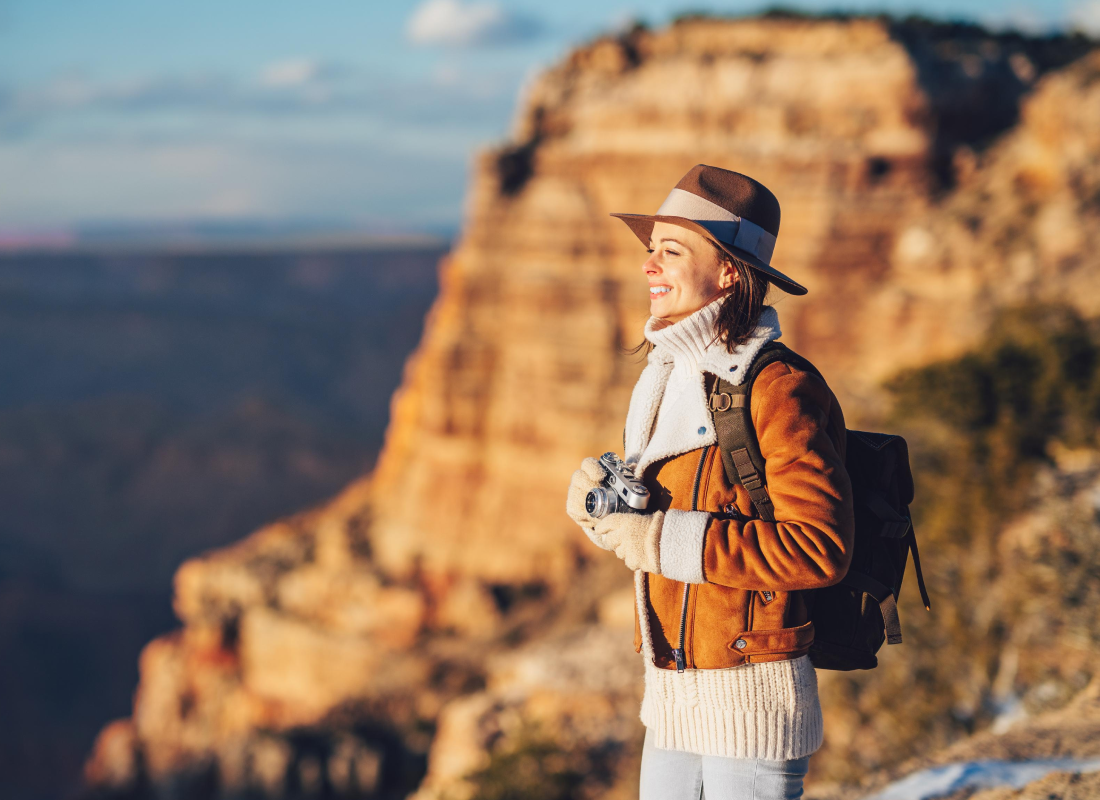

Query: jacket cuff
659;510;708;584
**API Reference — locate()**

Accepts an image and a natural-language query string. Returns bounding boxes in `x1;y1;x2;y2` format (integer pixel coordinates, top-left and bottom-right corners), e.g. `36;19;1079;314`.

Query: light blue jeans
639;729;810;800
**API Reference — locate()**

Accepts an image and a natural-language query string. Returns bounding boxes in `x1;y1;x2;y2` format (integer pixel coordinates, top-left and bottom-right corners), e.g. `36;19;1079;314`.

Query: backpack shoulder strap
710;341;821;523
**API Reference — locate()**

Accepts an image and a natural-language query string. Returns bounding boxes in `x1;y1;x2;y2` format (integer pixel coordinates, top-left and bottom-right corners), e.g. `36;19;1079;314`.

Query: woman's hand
566;458;611;548
567;458;665;572
591;511;664;573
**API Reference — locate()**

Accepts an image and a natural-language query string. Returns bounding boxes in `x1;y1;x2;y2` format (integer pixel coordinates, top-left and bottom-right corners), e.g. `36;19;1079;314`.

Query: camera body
585;452;650;519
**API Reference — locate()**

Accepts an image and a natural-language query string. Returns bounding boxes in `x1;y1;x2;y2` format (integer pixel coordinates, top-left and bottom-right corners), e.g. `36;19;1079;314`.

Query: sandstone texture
84;16;1100;800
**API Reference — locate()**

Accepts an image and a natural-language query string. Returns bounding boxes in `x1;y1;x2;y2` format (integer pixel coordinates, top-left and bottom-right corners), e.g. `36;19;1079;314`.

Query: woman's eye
645;248;654;254
667;250;680;256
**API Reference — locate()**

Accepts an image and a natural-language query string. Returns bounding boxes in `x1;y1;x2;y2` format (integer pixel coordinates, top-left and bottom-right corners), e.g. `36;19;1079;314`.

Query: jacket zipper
673;445;709;672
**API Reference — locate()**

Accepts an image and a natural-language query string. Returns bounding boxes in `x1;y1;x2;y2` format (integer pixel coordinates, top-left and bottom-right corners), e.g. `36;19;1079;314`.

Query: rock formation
83;15;1099;800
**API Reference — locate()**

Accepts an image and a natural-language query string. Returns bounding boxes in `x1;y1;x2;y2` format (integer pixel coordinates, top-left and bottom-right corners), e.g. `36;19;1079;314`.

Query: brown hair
713;253;771;353
627;246;772;358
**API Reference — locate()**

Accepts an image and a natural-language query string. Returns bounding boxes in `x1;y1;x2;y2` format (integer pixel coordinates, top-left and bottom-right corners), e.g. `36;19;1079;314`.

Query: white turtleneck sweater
627;298;824;762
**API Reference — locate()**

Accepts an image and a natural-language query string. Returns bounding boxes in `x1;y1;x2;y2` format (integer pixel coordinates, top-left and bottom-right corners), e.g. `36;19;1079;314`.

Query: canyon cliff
84;15;1100;800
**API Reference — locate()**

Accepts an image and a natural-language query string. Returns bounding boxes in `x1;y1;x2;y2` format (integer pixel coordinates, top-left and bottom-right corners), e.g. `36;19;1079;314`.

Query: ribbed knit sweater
633;298;824;761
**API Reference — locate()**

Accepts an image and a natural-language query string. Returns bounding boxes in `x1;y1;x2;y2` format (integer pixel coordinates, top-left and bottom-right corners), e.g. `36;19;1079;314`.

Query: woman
566;165;855;800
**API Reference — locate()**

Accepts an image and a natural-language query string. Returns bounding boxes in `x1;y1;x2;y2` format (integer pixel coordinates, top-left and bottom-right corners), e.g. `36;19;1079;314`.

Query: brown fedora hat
610;164;807;296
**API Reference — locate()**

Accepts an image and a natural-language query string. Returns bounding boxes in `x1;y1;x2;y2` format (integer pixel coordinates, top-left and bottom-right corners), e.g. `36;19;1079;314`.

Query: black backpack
708;341;930;670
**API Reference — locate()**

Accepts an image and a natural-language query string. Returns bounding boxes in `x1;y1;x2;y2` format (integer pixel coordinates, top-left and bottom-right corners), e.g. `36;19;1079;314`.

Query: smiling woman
566;164;854;800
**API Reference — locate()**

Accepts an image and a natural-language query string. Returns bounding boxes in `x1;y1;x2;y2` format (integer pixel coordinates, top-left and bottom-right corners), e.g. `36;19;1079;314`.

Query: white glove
566;457;612;550
591;510;664;573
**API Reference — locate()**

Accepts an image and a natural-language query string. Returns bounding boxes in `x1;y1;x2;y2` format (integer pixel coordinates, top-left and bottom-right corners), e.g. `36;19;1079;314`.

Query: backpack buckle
709;392;733;412
882;516;911;539
866;493;911;539
709;392;745;411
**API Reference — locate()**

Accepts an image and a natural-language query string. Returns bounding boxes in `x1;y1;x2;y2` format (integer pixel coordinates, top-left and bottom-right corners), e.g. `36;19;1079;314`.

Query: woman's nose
643;253;659;273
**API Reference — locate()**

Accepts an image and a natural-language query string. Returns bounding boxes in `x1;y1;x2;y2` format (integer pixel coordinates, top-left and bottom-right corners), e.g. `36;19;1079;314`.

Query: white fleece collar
624;303;781;477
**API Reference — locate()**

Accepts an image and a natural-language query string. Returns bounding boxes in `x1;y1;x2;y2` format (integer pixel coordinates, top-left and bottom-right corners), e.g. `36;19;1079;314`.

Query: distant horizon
0;218;456;253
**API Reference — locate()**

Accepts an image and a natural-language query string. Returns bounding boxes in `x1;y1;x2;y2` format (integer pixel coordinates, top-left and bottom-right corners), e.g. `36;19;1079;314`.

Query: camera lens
585;487;617;519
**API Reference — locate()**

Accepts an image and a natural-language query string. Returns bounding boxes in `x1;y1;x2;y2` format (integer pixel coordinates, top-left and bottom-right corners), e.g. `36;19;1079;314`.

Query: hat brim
610;213;808;296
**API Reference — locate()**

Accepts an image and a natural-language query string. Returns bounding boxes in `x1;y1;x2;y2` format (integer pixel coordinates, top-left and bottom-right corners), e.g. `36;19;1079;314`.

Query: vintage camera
585;452;651;519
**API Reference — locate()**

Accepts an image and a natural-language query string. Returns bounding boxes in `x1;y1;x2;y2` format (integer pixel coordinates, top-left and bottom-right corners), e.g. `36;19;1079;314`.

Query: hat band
655;188;777;264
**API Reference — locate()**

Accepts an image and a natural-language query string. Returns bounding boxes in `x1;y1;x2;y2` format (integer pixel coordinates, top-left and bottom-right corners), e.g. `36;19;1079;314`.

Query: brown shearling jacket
633;359;855;669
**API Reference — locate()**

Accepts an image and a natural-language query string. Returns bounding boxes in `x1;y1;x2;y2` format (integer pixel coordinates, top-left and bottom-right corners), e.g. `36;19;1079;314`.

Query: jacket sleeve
700;361;855;591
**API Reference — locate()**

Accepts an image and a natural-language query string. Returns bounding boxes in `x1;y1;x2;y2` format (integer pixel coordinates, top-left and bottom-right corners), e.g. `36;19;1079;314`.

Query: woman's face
644;221;736;324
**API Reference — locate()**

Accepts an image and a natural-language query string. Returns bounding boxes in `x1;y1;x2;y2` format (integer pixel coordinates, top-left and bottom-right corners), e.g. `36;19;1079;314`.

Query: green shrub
887;303;1100;525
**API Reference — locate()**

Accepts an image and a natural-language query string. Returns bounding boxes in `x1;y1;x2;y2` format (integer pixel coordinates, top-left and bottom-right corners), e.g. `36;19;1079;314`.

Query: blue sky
0;0;1093;238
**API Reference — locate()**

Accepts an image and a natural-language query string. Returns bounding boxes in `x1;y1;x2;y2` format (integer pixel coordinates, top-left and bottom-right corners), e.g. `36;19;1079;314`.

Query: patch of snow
864;758;1100;800
989;693;1027;734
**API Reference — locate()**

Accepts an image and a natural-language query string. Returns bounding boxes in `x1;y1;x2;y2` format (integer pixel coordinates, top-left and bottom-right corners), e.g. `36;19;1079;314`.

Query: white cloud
0;61;516;139
201;185;261;216
1069;0;1100;35
259;58;324;88
607;9;645;36
406;0;542;47
0;55;524;229
0;136;472;230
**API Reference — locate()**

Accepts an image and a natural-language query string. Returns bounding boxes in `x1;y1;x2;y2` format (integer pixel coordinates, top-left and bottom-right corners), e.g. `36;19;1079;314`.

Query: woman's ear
717;257;738;290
